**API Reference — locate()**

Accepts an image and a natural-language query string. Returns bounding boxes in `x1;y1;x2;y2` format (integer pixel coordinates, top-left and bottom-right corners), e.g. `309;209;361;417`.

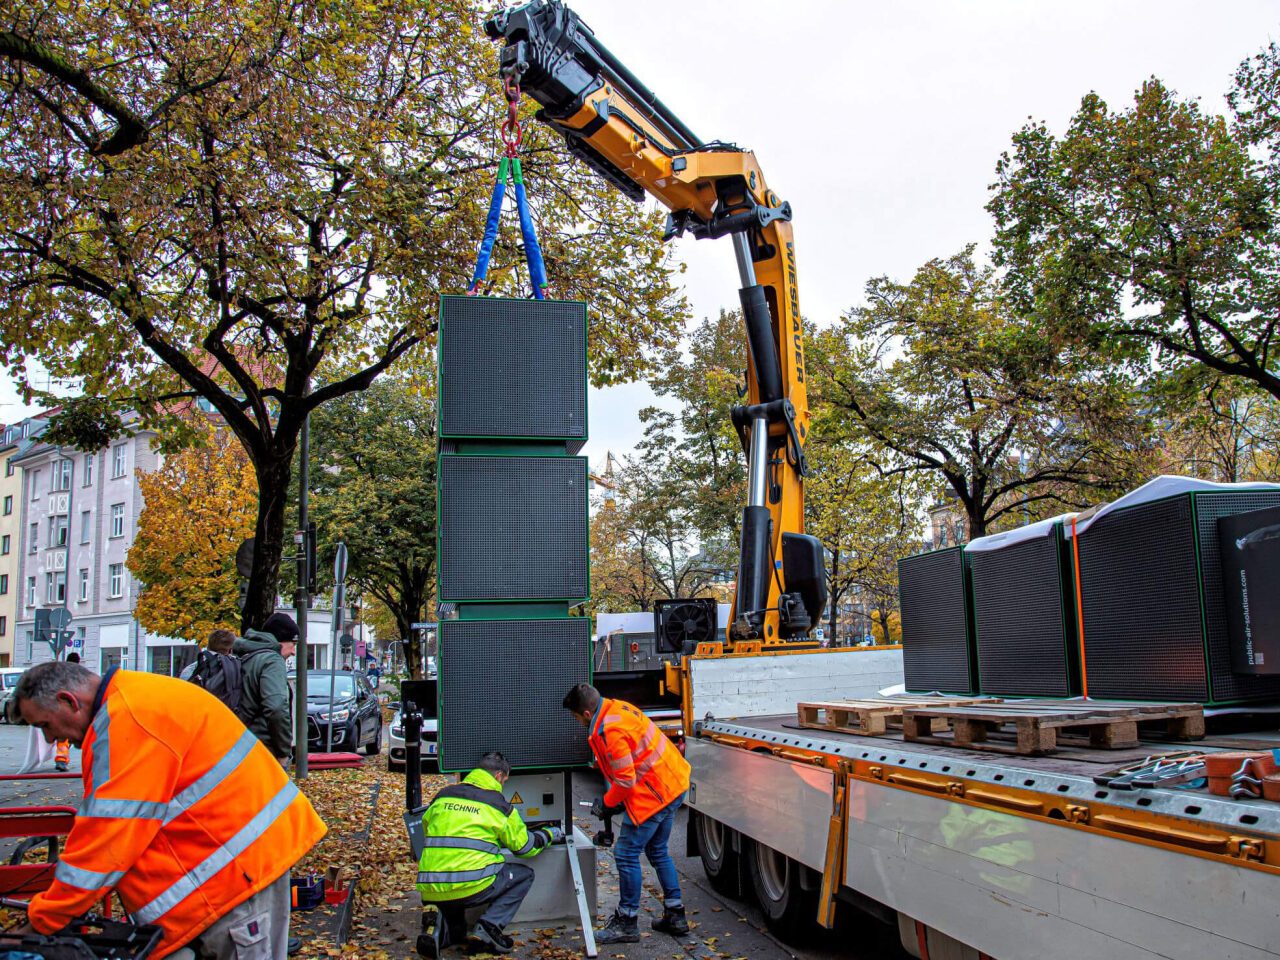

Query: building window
80;511;91;544
4;457;11;477
46;571;66;604
101;648;122;672
29;470;39;500
52;458;72;492
108;563;124;599
26;577;36;607
2;494;10;515
49;515;69;548
26;631;32;661
149;645;197;677
0;616;6;637
1;534;9;555
78;568;90;603
0;574;7;595
110;503;125;538
21;423;29;439
111;444;127;479
29;523;38;553
83;453;94;486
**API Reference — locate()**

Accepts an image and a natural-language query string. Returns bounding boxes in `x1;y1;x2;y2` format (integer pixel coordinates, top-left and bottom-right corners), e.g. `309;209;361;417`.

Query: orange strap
1071;517;1089;699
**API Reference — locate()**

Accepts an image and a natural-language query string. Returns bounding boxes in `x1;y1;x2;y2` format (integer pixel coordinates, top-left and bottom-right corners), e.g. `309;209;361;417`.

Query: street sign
333;542;348;585
48;607;71;631
340;633;354;653
411;622;433;630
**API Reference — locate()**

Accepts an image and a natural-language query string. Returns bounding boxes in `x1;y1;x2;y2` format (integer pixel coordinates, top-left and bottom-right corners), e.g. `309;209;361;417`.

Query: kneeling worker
417;751;562;956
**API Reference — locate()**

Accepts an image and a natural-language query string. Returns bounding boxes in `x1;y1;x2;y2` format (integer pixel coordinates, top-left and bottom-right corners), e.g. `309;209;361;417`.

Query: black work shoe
54;761;68;772
470;920;513;954
652;905;689;936
595;910;640;944
287;937;302;956
416;906;446;958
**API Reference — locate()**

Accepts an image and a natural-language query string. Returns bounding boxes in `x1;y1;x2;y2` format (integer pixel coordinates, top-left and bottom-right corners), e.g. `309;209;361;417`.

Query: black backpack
188;649;246;713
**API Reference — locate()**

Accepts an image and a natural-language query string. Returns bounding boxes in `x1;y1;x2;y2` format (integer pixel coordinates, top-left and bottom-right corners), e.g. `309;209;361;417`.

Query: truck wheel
694;811;742;898
746;840;817;943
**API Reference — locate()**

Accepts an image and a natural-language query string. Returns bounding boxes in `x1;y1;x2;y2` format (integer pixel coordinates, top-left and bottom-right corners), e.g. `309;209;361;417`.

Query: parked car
296;671;382;755
387;704;437;773
0;668;24;723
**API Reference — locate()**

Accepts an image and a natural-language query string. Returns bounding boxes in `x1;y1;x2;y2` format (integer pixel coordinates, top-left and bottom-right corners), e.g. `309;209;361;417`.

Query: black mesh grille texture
970;535;1073;697
437;619;592;771
1078;491;1280;703
1194;492;1280;702
899;547;975;693
439;455;588;601
439;296;586;444
1077;496;1208;701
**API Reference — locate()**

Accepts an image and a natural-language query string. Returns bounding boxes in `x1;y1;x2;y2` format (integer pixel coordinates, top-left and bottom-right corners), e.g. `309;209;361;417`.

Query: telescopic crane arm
486;1;826;644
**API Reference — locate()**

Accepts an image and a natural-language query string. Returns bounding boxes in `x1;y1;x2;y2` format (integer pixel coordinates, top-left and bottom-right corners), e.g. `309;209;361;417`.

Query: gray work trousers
183;872;292;960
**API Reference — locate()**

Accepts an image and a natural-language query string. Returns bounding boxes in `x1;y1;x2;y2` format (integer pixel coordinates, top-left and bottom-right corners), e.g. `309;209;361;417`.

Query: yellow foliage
128;430;257;644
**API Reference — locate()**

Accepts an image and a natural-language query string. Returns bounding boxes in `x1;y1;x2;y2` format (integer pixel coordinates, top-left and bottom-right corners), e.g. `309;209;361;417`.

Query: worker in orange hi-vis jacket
9;660;327;960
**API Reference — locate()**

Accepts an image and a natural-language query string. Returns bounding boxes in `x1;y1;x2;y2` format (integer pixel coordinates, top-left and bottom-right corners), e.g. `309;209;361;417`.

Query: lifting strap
468;77;548;300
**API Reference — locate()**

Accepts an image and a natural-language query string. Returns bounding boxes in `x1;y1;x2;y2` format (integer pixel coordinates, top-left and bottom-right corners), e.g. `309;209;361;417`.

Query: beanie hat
262;612;299;643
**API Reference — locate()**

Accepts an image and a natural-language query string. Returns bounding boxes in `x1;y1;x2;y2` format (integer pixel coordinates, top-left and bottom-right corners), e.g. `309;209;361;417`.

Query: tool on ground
580;800;616;848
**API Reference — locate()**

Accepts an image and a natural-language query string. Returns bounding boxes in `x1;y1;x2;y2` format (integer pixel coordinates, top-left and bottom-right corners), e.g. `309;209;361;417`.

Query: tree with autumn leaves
0;0;684;632
128;430;257;645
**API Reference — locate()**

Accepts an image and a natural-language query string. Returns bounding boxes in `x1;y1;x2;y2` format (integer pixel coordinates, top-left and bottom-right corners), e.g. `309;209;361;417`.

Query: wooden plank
796;697;995;737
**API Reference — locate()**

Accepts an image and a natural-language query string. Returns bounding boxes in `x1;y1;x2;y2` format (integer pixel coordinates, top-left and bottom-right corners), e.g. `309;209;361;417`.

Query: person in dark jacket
233;613;297;765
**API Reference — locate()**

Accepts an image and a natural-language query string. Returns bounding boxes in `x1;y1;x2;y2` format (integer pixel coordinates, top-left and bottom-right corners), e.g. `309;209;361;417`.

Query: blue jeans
614;792;684;916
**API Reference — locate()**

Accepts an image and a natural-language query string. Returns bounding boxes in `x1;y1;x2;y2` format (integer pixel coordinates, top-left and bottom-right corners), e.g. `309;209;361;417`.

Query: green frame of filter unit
435;617;595;774
968;520;1082;699
436;294;589;453
899;544;980;696
435;451;591;609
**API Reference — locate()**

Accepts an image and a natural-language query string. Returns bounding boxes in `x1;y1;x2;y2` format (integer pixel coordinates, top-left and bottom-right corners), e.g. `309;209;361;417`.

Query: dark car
300;671;382;755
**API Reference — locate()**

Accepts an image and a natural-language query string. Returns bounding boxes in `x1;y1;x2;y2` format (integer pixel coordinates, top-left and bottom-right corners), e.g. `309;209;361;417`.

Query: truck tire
693;810;742;898
746;839;817;943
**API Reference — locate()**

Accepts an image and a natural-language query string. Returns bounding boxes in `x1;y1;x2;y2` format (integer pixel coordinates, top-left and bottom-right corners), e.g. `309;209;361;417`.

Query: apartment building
8;413;345;674
0;419;39;665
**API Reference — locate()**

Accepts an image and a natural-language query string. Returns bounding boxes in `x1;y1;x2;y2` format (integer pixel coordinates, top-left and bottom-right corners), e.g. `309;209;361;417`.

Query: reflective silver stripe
633;732;670;780
416;863;503;885
421;837;501;855
80;731;260;823
165;730;258;825
134;780;300;925
511;833;537;856
55;858;125;891
79;797;169;820
88;706;111;796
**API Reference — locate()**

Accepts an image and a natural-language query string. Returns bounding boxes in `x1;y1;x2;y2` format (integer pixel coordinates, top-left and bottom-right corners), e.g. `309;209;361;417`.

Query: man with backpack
233;613;298;767
183;628;238;682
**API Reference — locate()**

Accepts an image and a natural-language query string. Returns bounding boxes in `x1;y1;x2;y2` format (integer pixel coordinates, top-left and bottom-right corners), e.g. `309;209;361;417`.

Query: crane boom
486;1;826;644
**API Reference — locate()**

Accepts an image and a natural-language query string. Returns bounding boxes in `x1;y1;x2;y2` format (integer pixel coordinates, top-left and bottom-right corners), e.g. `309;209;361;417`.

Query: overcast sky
4;2;1277;474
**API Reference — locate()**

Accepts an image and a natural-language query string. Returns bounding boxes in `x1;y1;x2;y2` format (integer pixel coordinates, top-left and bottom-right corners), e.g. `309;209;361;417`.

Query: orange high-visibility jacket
589;698;689;826
28;668;326;957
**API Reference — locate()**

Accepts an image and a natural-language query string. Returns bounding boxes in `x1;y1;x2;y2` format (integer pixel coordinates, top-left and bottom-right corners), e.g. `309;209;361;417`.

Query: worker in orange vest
10;660;327;959
563;683;691;944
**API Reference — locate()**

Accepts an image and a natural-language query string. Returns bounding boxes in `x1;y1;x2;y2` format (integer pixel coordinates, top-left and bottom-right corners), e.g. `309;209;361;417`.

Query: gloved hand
589;797;608;820
541;825;565;845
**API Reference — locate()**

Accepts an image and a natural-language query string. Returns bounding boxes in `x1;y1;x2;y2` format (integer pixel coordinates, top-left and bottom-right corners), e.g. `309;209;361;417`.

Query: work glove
541;825;566;845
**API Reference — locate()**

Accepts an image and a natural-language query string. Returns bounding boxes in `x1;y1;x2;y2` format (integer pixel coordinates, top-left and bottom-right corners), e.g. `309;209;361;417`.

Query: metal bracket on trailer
816;762;849;928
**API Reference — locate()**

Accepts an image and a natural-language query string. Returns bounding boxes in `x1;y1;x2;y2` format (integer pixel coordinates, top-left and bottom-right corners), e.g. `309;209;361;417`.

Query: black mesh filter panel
1194;492;1280;702
899;547;975;694
439;296;587;446
1077;496;1209;701
970;535;1073;698
437;619;592;771
439;455;588;601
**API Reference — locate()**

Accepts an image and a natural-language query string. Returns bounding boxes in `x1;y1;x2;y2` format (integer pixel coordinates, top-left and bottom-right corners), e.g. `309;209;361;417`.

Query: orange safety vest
588;698;689;826
28;669;327;957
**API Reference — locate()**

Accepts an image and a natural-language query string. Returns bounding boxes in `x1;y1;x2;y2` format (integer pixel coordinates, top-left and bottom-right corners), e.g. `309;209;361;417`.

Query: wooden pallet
900;700;1205;755
796;697;995;737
